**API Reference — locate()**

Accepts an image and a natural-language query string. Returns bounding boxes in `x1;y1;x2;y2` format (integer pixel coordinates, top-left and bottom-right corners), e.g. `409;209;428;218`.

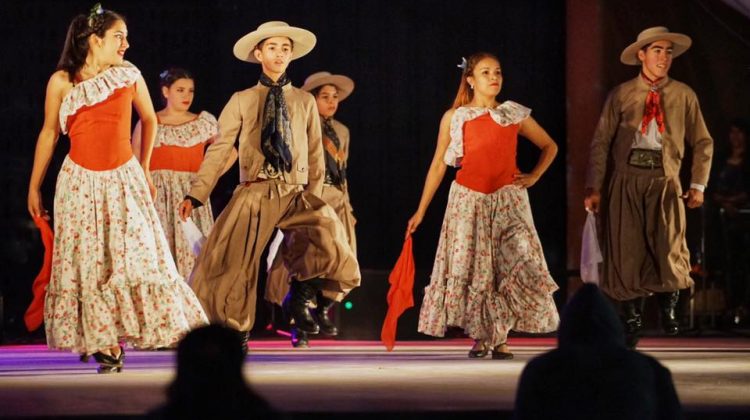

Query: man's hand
584;189;601;213
179;199;194;221
682;188;704;209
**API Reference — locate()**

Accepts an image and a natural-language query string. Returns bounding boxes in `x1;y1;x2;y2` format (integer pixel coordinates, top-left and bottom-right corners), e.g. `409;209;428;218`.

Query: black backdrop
0;0;566;339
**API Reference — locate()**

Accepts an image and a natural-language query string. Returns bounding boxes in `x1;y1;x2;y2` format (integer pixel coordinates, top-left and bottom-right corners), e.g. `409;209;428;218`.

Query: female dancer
266;71;357;347
132;67;236;278
27;4;207;373
407;53;559;359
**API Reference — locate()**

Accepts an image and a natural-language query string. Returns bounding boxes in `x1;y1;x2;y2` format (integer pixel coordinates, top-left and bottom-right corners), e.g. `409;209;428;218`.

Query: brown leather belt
628;148;663;169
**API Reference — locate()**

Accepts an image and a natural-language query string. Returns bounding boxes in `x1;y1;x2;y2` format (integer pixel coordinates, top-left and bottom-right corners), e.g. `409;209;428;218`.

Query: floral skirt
418;181;559;346
44;156;208;355
152;169;214;279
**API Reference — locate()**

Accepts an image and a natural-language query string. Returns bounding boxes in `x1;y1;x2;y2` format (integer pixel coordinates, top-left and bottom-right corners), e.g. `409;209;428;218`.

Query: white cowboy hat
620;26;692;66
233;21;316;63
301;72;355;101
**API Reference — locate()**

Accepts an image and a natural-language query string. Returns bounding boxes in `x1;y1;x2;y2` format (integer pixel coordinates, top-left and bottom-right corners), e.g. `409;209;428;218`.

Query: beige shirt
586;76;713;192
188;82;323;203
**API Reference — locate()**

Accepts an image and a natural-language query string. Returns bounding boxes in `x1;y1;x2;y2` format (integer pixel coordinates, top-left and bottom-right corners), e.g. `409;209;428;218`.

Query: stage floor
1;337;749;418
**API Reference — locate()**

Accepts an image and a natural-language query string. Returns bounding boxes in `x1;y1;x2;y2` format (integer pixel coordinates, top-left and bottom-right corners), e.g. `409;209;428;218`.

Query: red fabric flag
24;216;54;332
381;235;415;351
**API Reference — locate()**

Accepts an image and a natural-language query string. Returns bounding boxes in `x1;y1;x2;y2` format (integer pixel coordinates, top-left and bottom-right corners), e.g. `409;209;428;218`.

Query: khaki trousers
265;184;358;305
190;180;360;331
600;166;693;301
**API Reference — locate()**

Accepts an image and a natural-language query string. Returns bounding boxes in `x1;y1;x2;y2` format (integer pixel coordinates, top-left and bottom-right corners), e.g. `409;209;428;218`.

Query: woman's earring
469;84;474;90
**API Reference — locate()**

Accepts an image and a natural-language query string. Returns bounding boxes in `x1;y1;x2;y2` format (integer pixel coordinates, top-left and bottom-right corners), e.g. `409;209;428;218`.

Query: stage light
344;301;353;310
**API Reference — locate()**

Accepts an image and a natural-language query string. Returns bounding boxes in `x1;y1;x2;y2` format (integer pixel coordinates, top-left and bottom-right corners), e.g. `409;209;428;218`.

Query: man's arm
305;95;324;197
188;92;243;205
584;89;620;212
681;92;713;208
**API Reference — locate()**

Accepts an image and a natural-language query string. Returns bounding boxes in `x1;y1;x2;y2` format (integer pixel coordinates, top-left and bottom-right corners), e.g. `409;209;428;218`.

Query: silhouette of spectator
151;324;277;419
514;284;682;420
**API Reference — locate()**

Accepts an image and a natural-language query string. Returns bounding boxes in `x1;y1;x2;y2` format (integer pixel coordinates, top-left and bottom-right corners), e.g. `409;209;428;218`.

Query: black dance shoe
468;340;489;358
491;343;514;360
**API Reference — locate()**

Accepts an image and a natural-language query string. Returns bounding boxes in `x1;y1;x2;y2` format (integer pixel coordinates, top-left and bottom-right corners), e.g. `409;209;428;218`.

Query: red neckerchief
641;71;666;134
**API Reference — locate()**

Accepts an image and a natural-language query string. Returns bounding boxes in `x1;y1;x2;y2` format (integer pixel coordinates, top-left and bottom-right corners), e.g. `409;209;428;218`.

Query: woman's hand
143;170;157;200
28;188;49;220
406;212;424;239
513;172;540;188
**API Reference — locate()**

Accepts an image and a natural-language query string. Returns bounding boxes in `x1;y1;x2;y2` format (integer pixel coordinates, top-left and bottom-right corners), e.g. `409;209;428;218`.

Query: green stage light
344;301;353;310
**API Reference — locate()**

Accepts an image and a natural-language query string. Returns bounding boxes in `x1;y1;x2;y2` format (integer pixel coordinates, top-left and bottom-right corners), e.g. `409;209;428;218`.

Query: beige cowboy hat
620;26;692;65
301;71;355;101
233;21;316;63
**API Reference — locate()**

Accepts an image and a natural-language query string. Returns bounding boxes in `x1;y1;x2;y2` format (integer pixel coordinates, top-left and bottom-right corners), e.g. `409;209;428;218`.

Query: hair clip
87;3;104;27
159;70;169;79
457;57;468;71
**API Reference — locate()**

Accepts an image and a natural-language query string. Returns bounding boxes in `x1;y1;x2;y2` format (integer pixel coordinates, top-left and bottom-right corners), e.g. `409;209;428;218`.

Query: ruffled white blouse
444;101;531;167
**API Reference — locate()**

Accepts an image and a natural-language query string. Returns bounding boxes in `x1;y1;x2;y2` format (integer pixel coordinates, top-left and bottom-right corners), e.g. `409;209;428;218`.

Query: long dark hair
452;52;501;109
57;5;125;82
158;67;194;106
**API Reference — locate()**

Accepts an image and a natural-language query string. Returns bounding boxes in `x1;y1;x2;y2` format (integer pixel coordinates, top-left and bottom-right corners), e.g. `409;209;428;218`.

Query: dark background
0;0;566;341
2;0;749;343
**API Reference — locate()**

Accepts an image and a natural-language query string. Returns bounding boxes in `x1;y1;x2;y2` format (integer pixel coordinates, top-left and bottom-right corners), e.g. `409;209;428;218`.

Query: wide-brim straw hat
301;71;355;101
233;21;316;63
620;26;692;65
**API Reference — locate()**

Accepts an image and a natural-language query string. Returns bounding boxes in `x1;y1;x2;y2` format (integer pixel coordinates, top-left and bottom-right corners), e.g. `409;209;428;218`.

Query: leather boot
282;281;320;334
622;298;643;349
315;294;339;336
657;291;680;335
291;327;309;348
237;330;250;356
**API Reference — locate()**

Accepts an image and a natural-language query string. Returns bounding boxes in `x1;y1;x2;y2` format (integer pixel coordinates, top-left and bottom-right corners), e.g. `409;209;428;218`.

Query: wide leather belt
628;148;663;169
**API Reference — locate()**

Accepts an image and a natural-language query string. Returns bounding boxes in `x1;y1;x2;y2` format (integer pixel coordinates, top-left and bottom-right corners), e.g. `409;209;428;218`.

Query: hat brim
301;75;355;102
620;33;692;65
233;26;316;63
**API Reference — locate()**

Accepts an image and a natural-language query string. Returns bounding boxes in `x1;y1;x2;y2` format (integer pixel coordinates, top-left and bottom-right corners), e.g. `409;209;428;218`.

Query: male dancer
584;26;713;347
180;21;360;351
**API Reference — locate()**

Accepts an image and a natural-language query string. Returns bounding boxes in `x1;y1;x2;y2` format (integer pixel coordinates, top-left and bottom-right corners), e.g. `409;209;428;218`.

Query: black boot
315;294;339;336
237;330;250;356
283;281;320;334
657;291;680;335
291;327;309;348
622;298;643;349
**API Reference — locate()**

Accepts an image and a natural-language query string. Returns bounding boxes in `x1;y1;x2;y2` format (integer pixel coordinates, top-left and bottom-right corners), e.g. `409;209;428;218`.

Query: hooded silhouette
514;284;682;420
151;324;277;419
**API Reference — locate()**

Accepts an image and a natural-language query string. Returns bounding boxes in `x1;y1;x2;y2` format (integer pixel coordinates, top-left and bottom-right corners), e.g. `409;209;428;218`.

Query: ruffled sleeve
154;111;219;148
443;101;531;167
59;61;141;134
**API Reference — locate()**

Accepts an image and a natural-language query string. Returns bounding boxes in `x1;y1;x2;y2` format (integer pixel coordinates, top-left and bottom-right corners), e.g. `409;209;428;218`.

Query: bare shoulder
48;70;73;99
439;108;456;127
49;70;72;89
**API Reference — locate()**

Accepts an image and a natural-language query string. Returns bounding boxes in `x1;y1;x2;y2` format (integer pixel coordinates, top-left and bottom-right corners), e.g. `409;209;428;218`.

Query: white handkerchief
266;229;285;272
580;210;603;285
179;217;206;257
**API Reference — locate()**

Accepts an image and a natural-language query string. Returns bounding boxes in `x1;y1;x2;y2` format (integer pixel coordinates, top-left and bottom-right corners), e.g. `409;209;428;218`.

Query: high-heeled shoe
491;343;514;360
468;340;489;358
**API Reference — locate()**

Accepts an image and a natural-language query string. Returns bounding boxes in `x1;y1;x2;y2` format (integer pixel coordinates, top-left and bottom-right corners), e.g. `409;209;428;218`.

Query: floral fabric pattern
444;101;531;167
418;182;559;346
151;169;213;279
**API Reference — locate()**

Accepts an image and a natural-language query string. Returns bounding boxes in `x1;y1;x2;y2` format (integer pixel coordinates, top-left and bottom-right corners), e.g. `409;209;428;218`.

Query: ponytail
56;5;126;81
451;52;500;109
